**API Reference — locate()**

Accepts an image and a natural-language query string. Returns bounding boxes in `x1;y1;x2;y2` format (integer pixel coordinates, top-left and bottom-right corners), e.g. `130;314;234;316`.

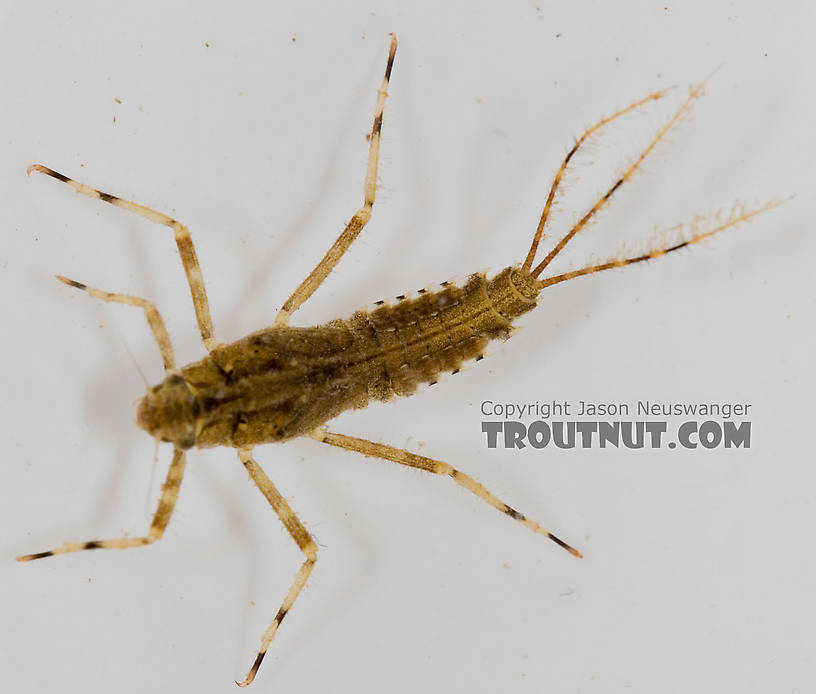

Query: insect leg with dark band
237;448;318;688
27;163;216;351
16;449;186;562
310;428;582;558
275;34;398;325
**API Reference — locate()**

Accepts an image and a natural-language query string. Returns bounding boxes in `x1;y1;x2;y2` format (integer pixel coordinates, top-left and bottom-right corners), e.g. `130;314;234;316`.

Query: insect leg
237;448;317;688
275;34;398;326
522;87;670;272
310;428;582;558
531;83;706;278
537;200;785;289
27;164;216;351
16;448;186;561
55;274;176;371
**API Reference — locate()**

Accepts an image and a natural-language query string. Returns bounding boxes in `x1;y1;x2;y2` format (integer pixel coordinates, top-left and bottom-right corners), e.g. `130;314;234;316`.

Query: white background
1;1;814;693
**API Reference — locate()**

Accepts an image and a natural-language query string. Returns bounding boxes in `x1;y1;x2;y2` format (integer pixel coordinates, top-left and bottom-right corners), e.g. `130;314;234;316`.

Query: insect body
18;35;778;686
141;267;537;450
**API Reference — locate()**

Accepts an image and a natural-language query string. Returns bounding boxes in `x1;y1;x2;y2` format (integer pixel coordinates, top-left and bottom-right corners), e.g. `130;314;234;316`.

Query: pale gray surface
1;1;814;692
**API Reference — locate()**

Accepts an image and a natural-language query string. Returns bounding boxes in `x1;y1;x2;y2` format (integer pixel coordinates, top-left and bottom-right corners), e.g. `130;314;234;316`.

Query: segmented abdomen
346;265;540;399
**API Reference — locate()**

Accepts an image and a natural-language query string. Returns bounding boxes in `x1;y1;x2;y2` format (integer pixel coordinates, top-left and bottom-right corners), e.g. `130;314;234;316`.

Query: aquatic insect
17;34;779;686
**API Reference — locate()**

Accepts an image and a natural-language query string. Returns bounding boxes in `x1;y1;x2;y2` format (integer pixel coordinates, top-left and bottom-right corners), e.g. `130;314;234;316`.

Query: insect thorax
137;266;539;450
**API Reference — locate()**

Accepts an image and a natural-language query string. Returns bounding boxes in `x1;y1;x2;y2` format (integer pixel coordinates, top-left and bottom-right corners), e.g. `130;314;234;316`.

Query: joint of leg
274;309;290;327
303;541;318;563
355;206;372;225
436;461;455;476
309;427;328;443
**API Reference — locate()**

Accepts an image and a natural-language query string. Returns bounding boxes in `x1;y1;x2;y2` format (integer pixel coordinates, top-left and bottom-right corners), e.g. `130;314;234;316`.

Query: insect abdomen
347;266;540;399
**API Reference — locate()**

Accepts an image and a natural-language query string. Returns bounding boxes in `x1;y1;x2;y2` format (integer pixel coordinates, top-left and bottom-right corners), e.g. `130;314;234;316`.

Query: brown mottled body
140;267;538;449
18;33;781;688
